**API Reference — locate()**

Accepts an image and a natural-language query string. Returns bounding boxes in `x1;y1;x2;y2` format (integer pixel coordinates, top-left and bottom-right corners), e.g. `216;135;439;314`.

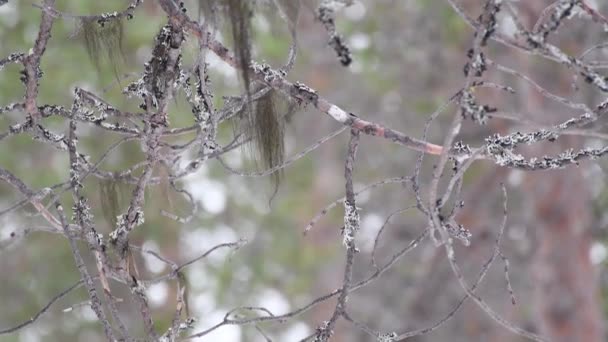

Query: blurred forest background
1;0;608;341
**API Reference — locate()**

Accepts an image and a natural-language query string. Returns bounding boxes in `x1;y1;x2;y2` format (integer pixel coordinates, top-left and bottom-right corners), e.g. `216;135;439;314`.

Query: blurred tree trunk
528;167;604;342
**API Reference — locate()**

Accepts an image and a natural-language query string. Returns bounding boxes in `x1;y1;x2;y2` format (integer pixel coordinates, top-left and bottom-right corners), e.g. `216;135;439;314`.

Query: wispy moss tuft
226;0;253;99
99;179;122;227
80;17;125;77
252;89;285;175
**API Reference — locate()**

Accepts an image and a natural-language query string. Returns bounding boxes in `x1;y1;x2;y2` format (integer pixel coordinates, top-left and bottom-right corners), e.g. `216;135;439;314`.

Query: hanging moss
80;17;125;77
226;0;253;98
99;178;122;227
252;89;285;184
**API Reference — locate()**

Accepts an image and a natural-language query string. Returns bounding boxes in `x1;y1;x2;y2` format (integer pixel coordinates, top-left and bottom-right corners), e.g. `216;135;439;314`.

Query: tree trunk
529;169;604;342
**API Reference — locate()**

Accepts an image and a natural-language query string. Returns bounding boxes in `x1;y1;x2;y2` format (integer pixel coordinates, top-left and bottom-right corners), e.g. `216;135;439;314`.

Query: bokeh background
1;0;608;341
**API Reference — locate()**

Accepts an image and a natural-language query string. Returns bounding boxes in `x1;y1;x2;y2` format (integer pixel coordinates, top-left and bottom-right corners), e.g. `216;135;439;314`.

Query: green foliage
413;98;439;115
438;5;468;44
256;28;291;62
